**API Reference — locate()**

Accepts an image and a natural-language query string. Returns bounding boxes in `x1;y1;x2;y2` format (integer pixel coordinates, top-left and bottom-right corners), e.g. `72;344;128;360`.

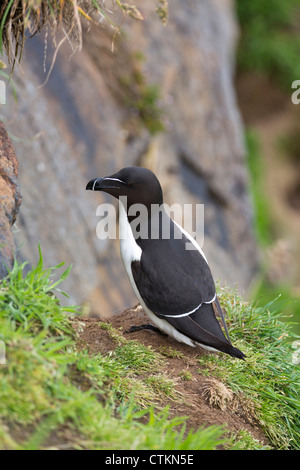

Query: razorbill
86;167;245;359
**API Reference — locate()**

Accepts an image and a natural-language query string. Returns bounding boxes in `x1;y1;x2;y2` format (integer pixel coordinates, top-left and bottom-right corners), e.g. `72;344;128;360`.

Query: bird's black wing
130;220;245;359
131;222;216;317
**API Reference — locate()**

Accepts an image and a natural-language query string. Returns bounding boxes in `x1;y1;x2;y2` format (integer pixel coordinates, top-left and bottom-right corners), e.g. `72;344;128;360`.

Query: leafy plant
236;0;300;89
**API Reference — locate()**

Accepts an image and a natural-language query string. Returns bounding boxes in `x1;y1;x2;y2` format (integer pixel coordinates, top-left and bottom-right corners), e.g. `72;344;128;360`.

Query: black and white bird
86;167;245;359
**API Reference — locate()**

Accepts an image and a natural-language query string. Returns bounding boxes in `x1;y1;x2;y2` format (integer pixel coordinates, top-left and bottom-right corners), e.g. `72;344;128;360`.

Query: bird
86;166;245;360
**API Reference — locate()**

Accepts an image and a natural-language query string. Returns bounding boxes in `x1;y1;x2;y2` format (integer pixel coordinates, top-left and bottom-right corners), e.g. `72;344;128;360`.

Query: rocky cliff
0;0;258;316
0;123;22;278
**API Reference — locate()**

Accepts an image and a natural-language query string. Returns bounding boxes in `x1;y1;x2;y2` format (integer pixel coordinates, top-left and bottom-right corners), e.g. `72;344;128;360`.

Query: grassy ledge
0;248;299;450
0;1;168;67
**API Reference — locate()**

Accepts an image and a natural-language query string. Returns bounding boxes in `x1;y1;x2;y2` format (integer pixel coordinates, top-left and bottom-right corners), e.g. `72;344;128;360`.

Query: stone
0;123;22;278
1;0;258;313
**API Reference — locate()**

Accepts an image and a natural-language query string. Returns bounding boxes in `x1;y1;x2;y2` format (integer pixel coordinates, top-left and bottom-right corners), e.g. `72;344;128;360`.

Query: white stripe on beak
92;178;100;191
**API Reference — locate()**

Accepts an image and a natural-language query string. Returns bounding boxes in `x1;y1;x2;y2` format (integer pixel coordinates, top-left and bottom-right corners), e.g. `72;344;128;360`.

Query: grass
245;129;274;247
0;246;299;450
238;1;300;336
215;287;300;449
0;1;167;67
245;129;300;335
0;246;226;450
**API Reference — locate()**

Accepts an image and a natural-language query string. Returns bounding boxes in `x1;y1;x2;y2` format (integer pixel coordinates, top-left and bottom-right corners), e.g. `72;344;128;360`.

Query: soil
74;305;269;447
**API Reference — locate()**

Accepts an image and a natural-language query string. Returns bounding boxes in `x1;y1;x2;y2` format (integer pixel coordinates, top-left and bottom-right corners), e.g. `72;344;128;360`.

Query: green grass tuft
0;248;299;449
216;287;300;449
0;247;226;450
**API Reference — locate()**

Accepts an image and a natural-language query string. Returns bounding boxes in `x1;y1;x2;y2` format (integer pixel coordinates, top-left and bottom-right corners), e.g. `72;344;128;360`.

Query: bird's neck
119;199;171;241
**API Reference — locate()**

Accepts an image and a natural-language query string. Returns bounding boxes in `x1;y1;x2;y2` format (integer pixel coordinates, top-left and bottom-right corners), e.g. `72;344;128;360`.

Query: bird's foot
124;323;167;336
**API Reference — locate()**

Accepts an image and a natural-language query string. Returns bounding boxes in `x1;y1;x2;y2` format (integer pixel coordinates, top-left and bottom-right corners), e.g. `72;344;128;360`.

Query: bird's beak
86;177;126;192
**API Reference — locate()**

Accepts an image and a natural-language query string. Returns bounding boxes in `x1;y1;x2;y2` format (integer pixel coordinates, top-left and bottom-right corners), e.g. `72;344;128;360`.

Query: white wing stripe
162;293;216;318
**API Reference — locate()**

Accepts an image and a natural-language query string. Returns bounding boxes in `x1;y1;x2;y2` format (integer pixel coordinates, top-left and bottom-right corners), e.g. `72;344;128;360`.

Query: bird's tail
166;300;246;360
213;297;246;359
226;344;246;360
213;296;231;343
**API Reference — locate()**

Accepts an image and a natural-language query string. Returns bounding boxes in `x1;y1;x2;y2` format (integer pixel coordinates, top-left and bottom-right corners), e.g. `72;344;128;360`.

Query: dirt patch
235;73;290;125
73;306;269;446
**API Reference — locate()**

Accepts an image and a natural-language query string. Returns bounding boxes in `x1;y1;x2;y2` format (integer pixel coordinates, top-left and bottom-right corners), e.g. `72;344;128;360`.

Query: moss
118;57;165;135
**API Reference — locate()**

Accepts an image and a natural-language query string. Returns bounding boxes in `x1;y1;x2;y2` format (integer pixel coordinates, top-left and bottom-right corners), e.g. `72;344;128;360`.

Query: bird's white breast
119;202;187;342
119;202;142;297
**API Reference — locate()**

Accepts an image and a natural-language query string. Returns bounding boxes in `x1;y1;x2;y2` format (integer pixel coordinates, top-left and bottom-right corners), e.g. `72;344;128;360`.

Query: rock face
0;123;22;278
1;0;258;315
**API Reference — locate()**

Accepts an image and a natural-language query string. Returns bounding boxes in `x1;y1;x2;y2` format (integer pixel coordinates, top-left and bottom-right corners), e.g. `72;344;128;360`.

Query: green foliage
0;248;299;449
216;287;300;449
253;282;300;336
244;130;300;334
0;248;226;450
245;130;274;246
228;430;272;450
114;341;163;372
119;60;165;135
179;371;193;381
0;245;75;335
0;1;168;66
236;0;300;89
237;0;300;341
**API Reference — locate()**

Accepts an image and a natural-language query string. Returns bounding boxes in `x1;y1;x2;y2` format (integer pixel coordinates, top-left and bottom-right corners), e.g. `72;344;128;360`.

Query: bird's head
86;167;163;209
